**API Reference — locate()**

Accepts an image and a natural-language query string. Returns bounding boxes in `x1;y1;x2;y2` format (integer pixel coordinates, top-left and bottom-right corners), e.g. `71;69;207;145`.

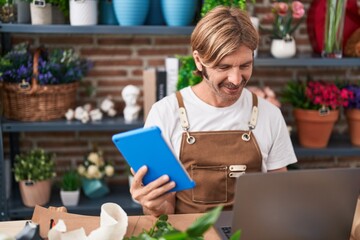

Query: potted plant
0;0;17;23
265;0;305;58
60;170;82;206
341;84;360;146
13;148;56;207
281;79;353;148
77;148;115;198
0;42;92;121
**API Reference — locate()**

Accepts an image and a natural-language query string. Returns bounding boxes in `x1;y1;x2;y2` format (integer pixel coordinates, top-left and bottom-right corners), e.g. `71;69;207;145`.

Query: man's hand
130;166;176;216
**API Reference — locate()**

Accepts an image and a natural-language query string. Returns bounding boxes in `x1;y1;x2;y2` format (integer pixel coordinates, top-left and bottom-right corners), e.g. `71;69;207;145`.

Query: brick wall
2;1;360;182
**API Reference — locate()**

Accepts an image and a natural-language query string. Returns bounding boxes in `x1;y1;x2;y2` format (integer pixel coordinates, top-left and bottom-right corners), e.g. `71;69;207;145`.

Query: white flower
105;165;115;177
107;108;117;117
100;97;114;113
74;106;85;120
88;152;100;165
87;165;99;178
77;165;86;175
65;109;74;121
90;108;103;122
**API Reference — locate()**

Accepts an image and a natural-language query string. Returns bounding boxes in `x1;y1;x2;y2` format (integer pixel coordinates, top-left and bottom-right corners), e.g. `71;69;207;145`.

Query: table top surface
0;198;359;240
0;213;220;240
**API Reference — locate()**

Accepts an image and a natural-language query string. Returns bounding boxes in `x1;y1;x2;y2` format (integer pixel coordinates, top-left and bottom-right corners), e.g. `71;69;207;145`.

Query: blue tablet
112;126;196;192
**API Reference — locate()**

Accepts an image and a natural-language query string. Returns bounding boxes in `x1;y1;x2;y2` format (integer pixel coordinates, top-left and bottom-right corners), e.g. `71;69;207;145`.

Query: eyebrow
218;60;253;66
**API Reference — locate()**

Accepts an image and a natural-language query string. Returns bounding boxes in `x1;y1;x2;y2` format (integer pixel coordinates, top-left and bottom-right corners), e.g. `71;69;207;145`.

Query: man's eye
216;66;230;71
240;64;251;69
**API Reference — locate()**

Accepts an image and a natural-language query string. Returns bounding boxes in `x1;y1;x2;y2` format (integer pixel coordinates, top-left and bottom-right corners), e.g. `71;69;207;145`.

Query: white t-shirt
145;87;297;172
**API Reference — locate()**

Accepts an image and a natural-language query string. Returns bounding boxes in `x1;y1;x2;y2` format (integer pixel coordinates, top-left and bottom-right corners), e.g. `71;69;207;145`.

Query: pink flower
274;2;288;16
291;1;305;19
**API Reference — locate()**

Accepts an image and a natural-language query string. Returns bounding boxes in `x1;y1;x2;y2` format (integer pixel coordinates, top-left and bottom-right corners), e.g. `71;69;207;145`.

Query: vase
293;108;339;148
345;109;360;146
69;0;98;26
270;37;296;58
99;0;118;25
145;0;165;25
161;0;197;26
19;180;52;207
113;0;150;26
52;5;66;24
15;0;30;23
60;189;80;206
321;0;348;58
30;2;52;25
81;178;109;199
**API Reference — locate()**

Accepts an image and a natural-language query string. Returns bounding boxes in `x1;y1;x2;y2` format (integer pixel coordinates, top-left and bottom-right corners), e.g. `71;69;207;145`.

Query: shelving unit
0;117;144;220
0;24;359;220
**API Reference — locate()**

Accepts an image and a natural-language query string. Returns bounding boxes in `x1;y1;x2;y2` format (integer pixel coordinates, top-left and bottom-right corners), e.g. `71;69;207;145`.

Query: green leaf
186;205;223;237
229;230;242;240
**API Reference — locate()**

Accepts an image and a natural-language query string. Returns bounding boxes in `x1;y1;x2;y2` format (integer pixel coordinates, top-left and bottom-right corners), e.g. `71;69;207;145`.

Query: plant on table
77;150;114;180
60;170;82;191
13;148;56;207
125;205;241;240
265;0;305;41
77;148;115;198
281;79;353;111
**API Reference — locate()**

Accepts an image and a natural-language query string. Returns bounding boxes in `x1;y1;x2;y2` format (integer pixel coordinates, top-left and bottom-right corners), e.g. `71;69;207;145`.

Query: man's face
195;45;254;107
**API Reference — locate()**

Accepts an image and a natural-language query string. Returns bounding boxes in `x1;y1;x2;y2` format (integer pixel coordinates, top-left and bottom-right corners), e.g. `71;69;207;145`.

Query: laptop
215;168;360;240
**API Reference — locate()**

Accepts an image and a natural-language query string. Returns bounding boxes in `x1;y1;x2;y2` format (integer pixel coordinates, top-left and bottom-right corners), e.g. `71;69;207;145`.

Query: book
165;57;179;96
112;126;196;192
143;68;167;120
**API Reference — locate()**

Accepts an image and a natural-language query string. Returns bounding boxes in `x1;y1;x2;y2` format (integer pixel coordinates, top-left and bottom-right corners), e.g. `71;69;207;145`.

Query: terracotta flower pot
345;109;360;147
19;180;52;207
293;108;339;148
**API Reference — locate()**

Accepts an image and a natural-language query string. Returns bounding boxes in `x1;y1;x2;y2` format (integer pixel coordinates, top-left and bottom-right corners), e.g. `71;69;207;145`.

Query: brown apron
175;91;263;214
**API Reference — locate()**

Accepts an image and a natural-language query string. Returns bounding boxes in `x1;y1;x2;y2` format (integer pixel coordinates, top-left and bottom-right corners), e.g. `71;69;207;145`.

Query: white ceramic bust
122;85;141;122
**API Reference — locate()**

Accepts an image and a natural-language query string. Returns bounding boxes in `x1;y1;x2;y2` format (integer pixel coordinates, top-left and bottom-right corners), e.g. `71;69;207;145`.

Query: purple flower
344;85;360;109
0;43;92;85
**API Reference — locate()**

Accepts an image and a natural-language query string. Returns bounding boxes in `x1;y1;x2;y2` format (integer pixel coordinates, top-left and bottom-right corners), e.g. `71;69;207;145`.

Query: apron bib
175;91;262;213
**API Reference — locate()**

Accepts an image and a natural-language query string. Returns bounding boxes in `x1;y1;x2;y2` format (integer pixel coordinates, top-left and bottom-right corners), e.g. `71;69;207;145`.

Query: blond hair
191;6;259;76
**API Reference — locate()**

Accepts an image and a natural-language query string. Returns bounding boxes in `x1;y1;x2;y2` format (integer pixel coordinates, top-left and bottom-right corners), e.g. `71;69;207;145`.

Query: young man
130;6;297;216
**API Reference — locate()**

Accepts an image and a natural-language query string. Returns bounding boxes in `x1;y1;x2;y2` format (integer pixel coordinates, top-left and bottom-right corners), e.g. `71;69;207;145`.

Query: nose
227;67;242;85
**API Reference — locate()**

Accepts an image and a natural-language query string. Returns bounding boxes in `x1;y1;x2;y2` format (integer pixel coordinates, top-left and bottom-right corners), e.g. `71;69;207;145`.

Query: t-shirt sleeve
266;112;298;170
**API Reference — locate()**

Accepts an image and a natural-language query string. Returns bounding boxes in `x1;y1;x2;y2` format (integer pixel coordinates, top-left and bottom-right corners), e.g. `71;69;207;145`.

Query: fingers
129;165;176;215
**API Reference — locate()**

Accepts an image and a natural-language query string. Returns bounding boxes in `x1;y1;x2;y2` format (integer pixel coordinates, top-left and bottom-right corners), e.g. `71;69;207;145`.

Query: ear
192;50;203;72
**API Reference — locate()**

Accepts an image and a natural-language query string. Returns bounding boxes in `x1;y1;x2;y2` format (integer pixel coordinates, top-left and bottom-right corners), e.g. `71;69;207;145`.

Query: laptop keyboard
221;226;232;239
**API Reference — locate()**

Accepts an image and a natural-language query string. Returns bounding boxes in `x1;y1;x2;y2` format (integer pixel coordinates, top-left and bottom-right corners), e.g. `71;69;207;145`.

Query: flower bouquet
282;79;353;148
269;0;305;40
0;42;91;121
78;150;115;198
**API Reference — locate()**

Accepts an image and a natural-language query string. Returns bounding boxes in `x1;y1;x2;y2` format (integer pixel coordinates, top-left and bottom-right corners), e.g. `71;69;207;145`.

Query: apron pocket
191;165;227;203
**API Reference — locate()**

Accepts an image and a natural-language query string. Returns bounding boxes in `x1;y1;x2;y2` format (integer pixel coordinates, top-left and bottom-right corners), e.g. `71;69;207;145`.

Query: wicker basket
2;49;78;121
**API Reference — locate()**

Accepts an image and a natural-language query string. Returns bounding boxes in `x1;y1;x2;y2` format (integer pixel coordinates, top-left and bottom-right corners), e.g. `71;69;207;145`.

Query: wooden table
0;198;359;240
0;213;220;240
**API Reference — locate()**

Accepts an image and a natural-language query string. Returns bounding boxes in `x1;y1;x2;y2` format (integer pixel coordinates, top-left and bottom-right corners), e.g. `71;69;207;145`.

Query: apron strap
248;92;259;130
176;91;259;131
176;91;190;130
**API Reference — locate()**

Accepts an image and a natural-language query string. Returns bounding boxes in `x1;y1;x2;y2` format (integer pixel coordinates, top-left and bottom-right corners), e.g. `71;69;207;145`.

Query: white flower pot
60;189;80;206
30;2;52;25
70;0;98;26
270;37;296;59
